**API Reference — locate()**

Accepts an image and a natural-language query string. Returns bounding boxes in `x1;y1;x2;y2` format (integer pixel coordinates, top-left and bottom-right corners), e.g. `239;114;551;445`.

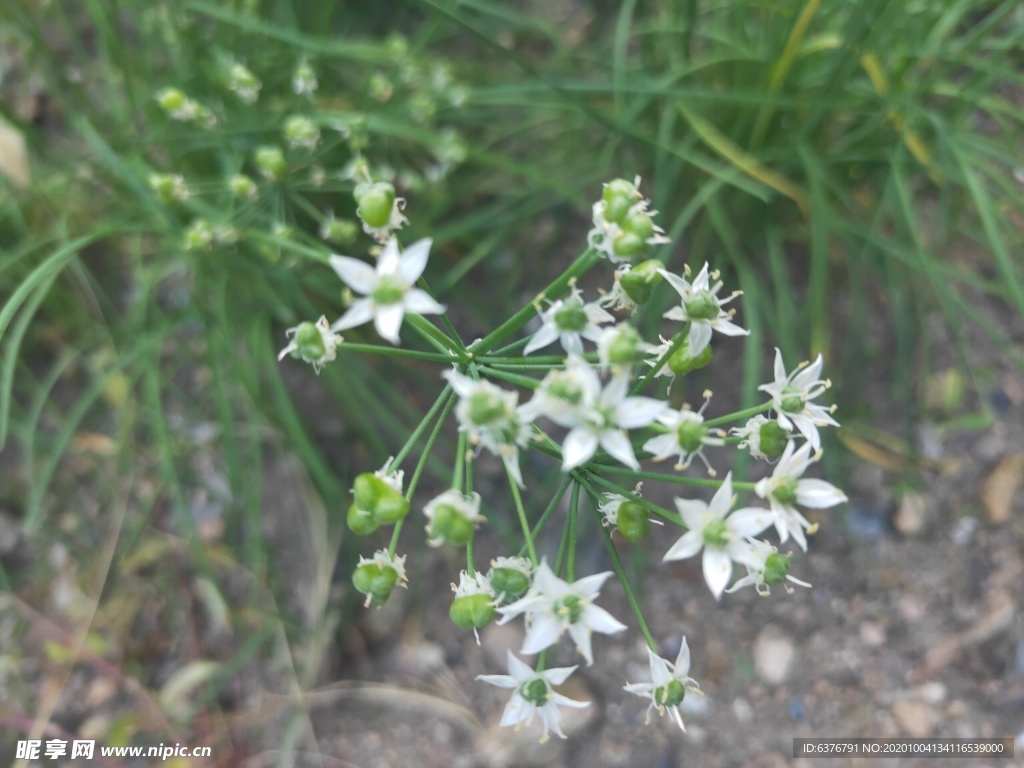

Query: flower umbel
330;237;445;345
477;651;589;742
625;637;702;731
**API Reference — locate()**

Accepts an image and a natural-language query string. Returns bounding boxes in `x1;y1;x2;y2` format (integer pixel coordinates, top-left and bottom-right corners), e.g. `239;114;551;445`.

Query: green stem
579;478;656;651
469;249;600;354
391;384;455;469
477;365;542;389
338;342;458;363
703;401;773;428
516;475;573;560
591;464;757;492
507;462;537;565
453;431;467;492
567;481;579;581
389;390;458;555
406;313;465;357
417;275;468;354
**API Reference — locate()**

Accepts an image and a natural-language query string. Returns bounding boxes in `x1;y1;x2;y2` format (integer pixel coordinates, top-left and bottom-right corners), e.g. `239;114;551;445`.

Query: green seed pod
654;679;686;708
467;391;507;426
616;500;651;543
667;337;714;376
605;325;647;365
352;563;399;606
353;473;409;525
618;259;664;305
355;181;396;228
684;292;720;321
450;593;496;629
757;420;789;461
611;231;646;260
255;146;286;180
346;503;379;536
622;211;655;241
489;567;530;600
702;519;730;547
428;504;476;546
292;322;326;363
157;88;187;113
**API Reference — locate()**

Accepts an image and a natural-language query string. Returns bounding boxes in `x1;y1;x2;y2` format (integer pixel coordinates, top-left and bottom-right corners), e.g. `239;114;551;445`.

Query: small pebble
754;625;796;685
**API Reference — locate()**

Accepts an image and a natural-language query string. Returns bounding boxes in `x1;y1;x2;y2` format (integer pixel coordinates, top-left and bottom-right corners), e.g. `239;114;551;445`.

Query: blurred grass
1;0;1022;759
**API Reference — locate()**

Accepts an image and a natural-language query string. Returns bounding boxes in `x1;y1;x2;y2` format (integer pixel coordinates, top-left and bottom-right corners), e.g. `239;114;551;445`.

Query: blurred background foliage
0;0;1022;758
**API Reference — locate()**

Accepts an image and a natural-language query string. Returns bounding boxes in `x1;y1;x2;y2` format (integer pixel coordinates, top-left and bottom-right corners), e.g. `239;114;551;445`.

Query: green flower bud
283;115;320;150
781;394;805;413
763;552;791;585
369;72;394;102
229;174;258;200
554;303;589;332
488;567;531;600
602;178;638;224
772;479;799;507
618;259;664;305
520;678;550;706
355;181;396;228
157;87;187;113
616;500;651;543
352;563;398;606
654;679;686;708
291;322;326;362
757;420;789;461
184;219;214;252
450;593;495;630
346;503;379;535
675;419;708;453
255;146;286;180
468;391;507;425
667;336;714;376
604;325;647;365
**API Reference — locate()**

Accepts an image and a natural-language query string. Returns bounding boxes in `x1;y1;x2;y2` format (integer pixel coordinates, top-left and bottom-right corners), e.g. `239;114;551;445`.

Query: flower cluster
276;175;847;741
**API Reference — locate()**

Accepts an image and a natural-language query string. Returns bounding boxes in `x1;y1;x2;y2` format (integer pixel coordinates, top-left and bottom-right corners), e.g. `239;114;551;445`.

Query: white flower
754;440;848;551
524;287;613;356
659;262;749;357
277;315;342;374
643;335;677;379
758;347;840;452
595;323;656;368
726;539;811;596
330;237;445;345
496;559;627;666
662;473;773;600
598;492;663;537
642;392;724;473
547;363;666;471
597;265;637;312
423;488;484;546
730;415;772;461
444;370;531;487
227;63;261;103
517;354;592;427
624;637;702;731
477;651;590;742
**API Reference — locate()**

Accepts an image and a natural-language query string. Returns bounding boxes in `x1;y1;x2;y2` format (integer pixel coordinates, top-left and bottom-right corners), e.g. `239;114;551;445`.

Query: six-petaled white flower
642;392;725;474
726;539;811;596
659;262;749;357
444;369;531;487
625;637;702;731
524;287;613;356
330;237;445;345
477;651;590;742
541;362;666;471
663;473;773;600
497;559;627;666
754;440;847;551
759;347;840;452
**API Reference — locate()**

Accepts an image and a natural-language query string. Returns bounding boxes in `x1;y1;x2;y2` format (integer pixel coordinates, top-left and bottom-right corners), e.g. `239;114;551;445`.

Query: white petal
674;637;691;675
571;571;614;597
615;396;667;429
727;507;773;538
548;692;590;709
599;372;630;407
506;651;535;681
599;430;639;469
788;516;808;551
658;270;692;299
330;299;374;332
329;255;378;294
664;306;688;322
500;694;531;727
541;665;579;686
674;498;709;530
691;262;711;291
796;479;847;508
791;355;824;391
476;673;517;689
648;649;673;685
581;604;627;635
708;473;734;516
688;322;713;357
398;237;433;284
567;623;596;666
403;289;446;316
523;614;565;654
562;428;599;470
374;303;405;345
711;317;750;336
663;531;703;561
376;238;402;276
560;332;584;356
702;547;733;600
788;413;822;452
524;324;559;355
643;432;677;459
772;348;787;383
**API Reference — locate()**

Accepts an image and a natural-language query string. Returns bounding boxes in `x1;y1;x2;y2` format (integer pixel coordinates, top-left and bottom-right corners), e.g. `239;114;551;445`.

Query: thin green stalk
592;465;757;493
469;249;599;354
703;401;772;428
578;478;656;651
406;313;465;357
507;462;537;565
389;390;458;555
476;366;541;389
338;342;459;363
567;481;579;581
517;474;573;560
391;384;455;469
